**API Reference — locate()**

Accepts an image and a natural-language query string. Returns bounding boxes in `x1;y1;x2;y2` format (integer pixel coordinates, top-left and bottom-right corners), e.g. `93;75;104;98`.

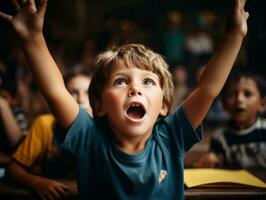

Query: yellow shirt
13;114;75;178
13;114;55;168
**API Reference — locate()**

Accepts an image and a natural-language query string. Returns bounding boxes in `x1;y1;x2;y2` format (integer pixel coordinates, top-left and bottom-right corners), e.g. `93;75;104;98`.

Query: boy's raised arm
0;0;79;129
183;0;249;129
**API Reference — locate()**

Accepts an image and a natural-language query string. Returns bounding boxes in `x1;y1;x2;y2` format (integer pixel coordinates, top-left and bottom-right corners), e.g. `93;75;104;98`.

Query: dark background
0;0;265;76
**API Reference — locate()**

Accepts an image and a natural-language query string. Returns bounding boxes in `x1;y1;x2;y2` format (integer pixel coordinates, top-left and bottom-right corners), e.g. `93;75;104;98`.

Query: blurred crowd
0;3;242;124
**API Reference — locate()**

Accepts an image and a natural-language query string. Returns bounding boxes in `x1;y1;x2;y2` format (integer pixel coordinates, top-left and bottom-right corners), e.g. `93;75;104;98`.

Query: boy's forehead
226;77;259;91
109;60;157;76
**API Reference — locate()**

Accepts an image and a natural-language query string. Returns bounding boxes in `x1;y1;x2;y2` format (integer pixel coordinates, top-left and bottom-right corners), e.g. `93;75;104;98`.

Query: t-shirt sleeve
54;108;93;158
163;104;203;155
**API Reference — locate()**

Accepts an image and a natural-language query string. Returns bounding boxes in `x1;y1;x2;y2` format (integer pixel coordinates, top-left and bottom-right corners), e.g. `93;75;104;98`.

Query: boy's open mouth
126;103;146;120
235;107;245;113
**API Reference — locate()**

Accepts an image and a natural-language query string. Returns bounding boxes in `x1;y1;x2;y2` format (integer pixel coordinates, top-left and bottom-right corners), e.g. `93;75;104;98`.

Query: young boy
194;69;266;169
0;0;249;199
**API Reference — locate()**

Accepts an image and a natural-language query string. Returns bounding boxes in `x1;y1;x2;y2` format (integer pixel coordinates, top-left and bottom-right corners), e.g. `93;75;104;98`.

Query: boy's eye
244;90;253;98
143;78;156;86
114;78;127;86
69;90;77;96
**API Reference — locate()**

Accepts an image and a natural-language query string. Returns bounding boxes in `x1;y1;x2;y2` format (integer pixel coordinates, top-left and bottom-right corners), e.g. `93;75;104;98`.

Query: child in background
0;64;28;168
170;63;190;112
194;69;266;169
0;0;249;199
7;67;92;200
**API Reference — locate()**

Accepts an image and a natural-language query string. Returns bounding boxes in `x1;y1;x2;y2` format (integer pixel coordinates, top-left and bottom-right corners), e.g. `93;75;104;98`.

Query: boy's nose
128;86;142;97
236;93;245;102
77;93;86;104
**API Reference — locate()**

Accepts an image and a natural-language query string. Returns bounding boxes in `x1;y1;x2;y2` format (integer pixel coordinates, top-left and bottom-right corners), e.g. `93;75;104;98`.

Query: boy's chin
232;117;256;129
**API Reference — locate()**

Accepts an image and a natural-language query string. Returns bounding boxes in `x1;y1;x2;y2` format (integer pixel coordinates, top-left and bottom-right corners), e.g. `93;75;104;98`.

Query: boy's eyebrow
110;71;160;80
110;72;126;77
142;72;160;80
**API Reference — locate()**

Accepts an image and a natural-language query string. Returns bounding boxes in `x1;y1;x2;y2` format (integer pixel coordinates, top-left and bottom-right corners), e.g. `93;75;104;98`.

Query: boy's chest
80;140;184;199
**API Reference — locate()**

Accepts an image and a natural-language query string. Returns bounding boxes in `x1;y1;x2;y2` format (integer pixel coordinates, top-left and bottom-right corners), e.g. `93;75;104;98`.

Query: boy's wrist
224;29;245;42
20;32;45;47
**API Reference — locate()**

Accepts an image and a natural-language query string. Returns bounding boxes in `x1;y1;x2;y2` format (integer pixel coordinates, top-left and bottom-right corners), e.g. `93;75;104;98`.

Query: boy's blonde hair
89;44;174;117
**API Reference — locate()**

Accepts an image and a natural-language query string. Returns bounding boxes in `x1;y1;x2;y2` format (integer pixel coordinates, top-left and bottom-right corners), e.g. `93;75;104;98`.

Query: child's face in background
98;61;168;140
222;77;264;129
66;75;92;116
172;66;187;86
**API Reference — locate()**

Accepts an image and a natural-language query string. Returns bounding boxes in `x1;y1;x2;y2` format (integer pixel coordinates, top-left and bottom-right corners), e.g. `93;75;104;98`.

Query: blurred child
0;0;249;199
0;64;28;168
194;69;266;169
160;10;185;65
7;67;92;200
170;63;190;112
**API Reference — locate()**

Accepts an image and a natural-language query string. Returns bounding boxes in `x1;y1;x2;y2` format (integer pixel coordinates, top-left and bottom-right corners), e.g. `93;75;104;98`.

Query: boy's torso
56;106;202;199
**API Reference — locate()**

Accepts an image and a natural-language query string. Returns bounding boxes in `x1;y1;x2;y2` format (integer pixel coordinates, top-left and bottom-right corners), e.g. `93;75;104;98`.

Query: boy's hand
32;177;70;200
227;0;249;38
0;96;8;108
193;153;222;168
0;0;48;42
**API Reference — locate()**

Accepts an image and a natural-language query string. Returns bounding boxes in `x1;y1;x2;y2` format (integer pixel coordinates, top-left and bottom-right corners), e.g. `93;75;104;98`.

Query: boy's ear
259;97;266;113
160;103;169;117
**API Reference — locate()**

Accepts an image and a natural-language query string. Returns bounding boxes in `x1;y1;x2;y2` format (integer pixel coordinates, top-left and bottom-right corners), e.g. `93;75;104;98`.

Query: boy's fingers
18;0;28;7
11;0;21;12
36;0;48;18
55;186;69;199
244;11;249;20
242;0;248;5
49;189;61;200
0;12;13;22
240;0;248;9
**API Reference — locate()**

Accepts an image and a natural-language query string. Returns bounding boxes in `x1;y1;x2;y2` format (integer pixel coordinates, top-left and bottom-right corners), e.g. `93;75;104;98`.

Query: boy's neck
231;117;258;131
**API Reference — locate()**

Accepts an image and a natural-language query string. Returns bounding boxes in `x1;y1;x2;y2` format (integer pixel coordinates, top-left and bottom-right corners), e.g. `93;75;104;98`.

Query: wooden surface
0;170;265;200
185;187;266;200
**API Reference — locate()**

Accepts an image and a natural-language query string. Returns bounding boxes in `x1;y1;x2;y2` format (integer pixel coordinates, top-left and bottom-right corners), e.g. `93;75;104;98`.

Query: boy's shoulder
213;118;266;140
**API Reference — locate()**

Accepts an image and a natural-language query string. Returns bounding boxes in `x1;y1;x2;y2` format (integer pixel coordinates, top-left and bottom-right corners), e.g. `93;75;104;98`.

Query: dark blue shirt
55;105;202;200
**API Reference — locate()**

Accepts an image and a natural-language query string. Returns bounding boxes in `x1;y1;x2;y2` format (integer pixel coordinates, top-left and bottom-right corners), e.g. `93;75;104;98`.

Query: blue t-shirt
55;105;202;200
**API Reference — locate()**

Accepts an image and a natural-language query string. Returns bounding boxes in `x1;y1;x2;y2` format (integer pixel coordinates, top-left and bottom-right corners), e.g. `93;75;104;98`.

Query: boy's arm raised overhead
183;0;249;129
0;0;79;129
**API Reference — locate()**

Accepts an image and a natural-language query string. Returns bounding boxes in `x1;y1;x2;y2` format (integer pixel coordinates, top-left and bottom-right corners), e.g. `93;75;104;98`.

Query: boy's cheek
94;103;106;117
259;98;266;113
